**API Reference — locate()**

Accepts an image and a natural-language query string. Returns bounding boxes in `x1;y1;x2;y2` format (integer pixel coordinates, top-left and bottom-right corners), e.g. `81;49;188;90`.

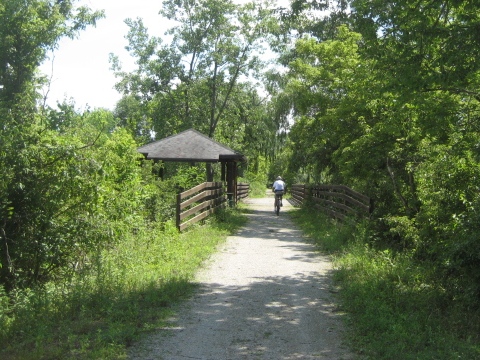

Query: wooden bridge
291;184;372;221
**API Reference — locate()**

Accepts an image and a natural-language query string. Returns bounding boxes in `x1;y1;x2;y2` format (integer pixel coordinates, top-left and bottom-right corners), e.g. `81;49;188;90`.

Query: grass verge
248;181;270;198
0;206;247;360
290;205;480;360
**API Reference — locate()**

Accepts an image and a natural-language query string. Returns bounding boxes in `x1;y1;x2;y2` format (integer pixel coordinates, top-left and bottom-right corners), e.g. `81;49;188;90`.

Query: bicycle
274;190;284;216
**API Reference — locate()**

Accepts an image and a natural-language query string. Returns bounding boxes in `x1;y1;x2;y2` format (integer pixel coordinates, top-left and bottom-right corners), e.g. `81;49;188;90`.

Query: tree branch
423;87;480;102
386;157;411;213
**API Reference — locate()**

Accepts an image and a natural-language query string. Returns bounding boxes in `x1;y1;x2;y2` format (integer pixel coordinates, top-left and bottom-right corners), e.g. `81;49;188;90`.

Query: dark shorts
274;190;284;196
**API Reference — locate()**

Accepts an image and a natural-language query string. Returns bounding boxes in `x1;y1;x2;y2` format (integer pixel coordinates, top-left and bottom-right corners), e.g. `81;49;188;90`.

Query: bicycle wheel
275;196;280;215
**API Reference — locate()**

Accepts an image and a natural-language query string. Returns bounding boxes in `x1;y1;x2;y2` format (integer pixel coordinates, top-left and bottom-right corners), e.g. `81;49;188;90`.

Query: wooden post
221;161;226;181
176;192;181;231
226;161;235;207
159;160;164;179
233;161;238;204
175;186;184;231
206;163;214;182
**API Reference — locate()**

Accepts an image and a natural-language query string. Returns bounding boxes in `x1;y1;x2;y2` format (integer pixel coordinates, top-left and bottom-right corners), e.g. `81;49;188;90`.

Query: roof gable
137;129;245;162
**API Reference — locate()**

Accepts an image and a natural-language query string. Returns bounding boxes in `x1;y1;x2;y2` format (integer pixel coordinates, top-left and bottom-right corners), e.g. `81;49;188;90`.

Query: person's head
276;176;282;180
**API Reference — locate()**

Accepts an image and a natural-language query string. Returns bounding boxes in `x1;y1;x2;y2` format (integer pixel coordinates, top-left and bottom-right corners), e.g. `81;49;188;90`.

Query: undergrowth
0;207;247;360
290;206;480;359
248;181;270;198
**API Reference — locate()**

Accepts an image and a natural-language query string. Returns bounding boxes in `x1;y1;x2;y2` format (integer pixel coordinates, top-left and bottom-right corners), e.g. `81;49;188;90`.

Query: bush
0;109;152;290
291;204;480;359
0;205;247;359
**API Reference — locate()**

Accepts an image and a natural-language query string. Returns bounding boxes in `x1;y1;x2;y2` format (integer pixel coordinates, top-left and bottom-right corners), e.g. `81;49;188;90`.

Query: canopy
137;129;246;163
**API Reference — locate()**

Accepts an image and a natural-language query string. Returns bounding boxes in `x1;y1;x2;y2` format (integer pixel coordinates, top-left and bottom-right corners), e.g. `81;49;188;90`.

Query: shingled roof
137;129;246;162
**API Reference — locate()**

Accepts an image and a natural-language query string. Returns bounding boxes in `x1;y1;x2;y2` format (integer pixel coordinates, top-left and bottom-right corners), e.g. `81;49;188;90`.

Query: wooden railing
236;182;249;202
176;182;226;232
290;184;308;206
291;184;372;220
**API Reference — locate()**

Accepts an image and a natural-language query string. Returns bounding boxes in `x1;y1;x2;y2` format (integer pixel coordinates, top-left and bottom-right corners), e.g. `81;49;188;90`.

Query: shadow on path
129;196;354;360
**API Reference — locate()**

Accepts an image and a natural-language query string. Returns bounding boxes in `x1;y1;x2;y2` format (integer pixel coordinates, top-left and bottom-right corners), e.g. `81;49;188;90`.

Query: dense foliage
292;207;480;359
1;0;480;356
0;0;106;291
272;0;480;306
110;0;284;162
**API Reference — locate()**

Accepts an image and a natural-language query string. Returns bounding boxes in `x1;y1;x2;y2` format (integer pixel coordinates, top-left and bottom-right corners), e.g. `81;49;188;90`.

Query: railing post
176;192;181;231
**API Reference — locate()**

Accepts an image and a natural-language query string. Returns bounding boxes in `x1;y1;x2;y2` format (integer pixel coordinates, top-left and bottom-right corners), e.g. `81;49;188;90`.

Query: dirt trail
128;195;354;359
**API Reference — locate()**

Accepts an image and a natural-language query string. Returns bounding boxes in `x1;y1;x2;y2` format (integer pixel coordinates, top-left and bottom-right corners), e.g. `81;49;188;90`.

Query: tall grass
0;208;247;360
290;206;480;359
247;180;270;198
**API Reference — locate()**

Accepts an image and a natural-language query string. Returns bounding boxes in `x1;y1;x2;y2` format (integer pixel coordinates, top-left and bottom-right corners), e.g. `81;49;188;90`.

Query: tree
0;0;104;290
277;0;480;299
112;0;278;180
0;0;104;106
278;26;370;183
346;0;480;246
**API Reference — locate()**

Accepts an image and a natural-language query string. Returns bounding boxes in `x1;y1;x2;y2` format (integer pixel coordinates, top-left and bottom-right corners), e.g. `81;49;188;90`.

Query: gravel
128;195;354;360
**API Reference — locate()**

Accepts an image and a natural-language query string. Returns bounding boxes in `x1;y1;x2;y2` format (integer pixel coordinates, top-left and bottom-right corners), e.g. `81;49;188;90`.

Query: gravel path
129;195;354;360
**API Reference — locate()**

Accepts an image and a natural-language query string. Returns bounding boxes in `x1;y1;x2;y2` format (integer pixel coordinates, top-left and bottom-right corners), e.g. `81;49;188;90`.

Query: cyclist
272;176;286;212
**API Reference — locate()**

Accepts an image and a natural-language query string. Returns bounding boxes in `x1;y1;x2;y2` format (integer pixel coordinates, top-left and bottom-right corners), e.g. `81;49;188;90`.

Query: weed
290;206;480;359
0;208;247;359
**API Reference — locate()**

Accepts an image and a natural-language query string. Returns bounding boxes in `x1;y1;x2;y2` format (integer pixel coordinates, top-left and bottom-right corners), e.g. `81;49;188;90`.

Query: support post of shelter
159;163;164;179
221;161;226;182
226;161;237;207
233;162;238;203
206;163;214;182
153;160;164;179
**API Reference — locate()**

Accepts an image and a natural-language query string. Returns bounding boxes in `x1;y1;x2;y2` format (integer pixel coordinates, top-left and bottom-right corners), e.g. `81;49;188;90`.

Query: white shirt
272;179;285;192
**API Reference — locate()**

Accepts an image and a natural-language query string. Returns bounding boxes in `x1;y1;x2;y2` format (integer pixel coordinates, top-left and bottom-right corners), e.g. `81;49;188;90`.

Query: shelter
137;129;246;203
